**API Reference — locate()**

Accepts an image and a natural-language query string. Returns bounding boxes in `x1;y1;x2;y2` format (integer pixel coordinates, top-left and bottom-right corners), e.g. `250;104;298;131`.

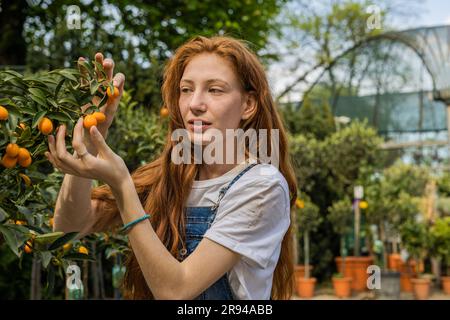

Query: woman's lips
188;123;211;132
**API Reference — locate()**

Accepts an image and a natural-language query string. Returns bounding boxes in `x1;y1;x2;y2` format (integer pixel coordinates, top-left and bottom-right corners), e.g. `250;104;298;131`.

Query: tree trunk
30;256;41;300
379;223;388;270
341;235;346;276
304;231;310;278
83;260;89;299
90;243;100;299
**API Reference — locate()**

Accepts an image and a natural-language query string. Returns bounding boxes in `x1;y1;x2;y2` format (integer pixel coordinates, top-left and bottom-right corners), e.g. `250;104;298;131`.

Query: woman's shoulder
235;162;290;197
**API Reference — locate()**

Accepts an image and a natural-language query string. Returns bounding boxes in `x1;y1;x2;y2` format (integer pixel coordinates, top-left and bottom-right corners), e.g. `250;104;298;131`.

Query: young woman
47;36;297;300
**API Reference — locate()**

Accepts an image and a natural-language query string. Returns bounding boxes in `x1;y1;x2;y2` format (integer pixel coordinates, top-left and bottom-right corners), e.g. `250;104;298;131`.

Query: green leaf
58;97;79;106
0;207;8;222
62;252;96;262
77;60;94;78
29;87;48;100
47;111;72;122
40;251;53;268
90;79;100;95
54;78;66;98
0;224;28;257
32;110;47;129
0;97;15;106
34;231;65;245
48;231;79;251
16;205;32;216
97;92;109;108
1;70;23;78
83;105;97;115
29;94;47;108
59;70;78;82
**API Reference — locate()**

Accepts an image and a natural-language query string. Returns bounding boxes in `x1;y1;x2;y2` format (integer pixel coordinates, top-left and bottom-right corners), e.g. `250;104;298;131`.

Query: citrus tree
0;60;117;286
296;194;321;279
327;197;353;276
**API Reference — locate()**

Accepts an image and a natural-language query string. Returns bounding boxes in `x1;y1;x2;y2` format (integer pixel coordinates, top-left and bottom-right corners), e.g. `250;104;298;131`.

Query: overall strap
211;162;258;212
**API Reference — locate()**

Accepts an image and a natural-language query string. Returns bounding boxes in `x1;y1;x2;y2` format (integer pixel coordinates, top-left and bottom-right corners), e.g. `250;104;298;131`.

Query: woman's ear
241;91;257;120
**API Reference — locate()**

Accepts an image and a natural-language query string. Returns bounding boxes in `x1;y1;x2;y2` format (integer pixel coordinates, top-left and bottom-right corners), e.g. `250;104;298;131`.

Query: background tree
2;0;286;108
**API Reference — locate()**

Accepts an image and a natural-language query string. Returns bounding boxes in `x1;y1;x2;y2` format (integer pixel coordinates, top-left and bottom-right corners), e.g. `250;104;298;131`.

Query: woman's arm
53;174;97;237
111;176;240;300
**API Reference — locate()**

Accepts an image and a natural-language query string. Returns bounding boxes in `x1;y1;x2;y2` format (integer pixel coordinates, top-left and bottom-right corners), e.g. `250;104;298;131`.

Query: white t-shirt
186;162;291;300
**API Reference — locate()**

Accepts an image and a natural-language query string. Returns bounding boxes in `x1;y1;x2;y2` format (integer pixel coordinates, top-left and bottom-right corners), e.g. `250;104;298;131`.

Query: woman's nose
189;91;207;112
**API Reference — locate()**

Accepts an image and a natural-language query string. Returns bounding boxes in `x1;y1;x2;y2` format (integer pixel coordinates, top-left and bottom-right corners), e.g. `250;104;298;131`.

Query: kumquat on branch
0;60;133;299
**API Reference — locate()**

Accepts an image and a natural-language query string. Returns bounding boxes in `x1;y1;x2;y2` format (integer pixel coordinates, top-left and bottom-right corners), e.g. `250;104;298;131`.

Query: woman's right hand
77;53;125;157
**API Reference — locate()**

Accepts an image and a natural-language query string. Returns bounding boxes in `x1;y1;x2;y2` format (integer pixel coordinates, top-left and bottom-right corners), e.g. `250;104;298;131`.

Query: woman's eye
181;88;192;93
209;88;223;93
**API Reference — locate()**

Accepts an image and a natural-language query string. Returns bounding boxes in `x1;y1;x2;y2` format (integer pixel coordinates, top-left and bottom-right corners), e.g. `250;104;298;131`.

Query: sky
413;0;450;27
269;0;450;102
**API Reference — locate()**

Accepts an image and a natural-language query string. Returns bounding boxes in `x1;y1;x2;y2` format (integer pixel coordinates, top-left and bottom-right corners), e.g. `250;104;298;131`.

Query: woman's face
178;53;255;145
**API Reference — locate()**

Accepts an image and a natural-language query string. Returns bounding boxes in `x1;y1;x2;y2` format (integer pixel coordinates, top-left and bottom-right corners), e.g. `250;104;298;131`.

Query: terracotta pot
411;278;431;300
332;277;352;298
336;256;374;291
441;276;450;295
400;273;413;292
296;277;316;299
294;265;313;280
399;259;424;274
388;254;402;271
335;257;354;279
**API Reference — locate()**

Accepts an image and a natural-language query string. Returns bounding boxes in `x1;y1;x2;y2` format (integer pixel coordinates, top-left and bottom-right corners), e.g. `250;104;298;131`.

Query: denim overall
179;162;258;300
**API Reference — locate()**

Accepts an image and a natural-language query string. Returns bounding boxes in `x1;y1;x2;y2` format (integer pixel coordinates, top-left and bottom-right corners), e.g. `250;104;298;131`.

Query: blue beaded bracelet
120;214;151;234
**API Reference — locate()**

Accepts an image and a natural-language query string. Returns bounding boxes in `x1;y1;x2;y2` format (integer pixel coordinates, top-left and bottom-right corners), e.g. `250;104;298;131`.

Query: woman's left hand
45;117;130;192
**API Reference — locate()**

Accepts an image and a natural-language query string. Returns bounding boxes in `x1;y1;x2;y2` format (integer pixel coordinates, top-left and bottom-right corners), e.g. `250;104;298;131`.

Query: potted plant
295;195;321;298
400;218;433;300
430;216;450;295
328;197;353;298
365;174;420;295
293;198;312;283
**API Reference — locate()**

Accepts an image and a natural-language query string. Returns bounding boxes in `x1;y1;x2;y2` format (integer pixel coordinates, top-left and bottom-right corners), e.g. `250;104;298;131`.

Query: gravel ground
293;288;450;300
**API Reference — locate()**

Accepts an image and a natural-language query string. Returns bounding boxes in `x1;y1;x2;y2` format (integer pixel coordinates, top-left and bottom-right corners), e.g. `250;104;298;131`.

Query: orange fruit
6;143;20;157
160;107;169;117
18;156;32;168
19;123;26;130
107;86;119;99
0;106;8;120
17;148;31;162
38;117;53;135
1;155;17;168
83;114;98;129
93;111;106;124
78;246;88;255
15;220;27;225
49;217;54;228
24;240;33;254
63;243;72;251
295;199;305;209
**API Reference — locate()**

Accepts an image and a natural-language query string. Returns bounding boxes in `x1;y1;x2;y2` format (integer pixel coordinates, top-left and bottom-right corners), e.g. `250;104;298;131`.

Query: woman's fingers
72;117;90;157
89;125;114;157
103;58;114;81
94;52;104;80
45;151;79;176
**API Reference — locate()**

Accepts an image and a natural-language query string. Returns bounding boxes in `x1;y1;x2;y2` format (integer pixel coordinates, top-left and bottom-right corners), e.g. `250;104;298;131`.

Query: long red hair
91;35;297;299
